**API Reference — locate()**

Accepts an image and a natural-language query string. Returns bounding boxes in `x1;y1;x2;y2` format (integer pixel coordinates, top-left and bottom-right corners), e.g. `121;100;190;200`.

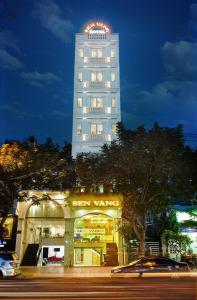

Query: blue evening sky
0;0;197;146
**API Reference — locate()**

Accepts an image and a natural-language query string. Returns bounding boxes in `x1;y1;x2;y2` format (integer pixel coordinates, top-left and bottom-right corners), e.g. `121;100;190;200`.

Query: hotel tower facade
14;23;124;268
72;22;121;157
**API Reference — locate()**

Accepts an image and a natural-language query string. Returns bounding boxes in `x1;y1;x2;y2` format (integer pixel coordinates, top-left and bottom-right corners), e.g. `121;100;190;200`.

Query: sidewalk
20;266;112;278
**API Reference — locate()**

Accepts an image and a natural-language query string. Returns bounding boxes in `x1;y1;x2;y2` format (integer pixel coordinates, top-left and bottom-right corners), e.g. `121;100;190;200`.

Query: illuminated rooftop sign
84;22;110;34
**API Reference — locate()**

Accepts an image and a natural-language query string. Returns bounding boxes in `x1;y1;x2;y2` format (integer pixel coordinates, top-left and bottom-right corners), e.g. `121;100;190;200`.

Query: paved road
0;277;196;299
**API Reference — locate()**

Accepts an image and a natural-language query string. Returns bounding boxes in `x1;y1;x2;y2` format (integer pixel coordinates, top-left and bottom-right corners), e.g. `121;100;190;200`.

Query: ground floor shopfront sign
72;200;120;207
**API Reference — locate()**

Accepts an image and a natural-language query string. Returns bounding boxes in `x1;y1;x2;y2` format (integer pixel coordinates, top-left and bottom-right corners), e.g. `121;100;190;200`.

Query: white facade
72;22;121;157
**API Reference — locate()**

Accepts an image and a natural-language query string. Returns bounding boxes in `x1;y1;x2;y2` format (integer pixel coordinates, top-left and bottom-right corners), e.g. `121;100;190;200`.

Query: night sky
0;0;197;146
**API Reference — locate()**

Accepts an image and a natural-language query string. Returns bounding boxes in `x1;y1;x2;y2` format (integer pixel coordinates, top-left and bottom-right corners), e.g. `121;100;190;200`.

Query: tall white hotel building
72;22;121;157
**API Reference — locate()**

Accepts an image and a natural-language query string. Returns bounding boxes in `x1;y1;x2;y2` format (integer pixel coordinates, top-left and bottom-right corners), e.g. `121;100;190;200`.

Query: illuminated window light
83;81;88;88
106;107;111;113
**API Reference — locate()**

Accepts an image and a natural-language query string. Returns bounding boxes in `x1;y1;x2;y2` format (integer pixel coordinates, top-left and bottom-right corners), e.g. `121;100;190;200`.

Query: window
111;72;116;81
97;72;103;82
97;97;103;108
77;123;82;135
91;48;103;58
91;124;97;134
91;124;103;135
105;57;110;63
112;98;116;108
77;97;82;107
91;72;103;82
97;124;103;134
78;72;83;82
112;124;116;134
91;97;103;108
111;48;115;57
146;211;153;225
79;48;84;58
106;81;111;87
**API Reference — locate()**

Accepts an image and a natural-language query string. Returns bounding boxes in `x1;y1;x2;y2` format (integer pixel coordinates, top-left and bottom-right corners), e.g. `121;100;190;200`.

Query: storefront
0;216;18;251
15;191;123;267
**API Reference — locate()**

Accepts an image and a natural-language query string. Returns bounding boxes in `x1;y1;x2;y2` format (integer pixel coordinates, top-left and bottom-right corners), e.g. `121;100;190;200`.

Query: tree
0;142;29;239
0;138;76;238
100;122;190;255
75;152;105;193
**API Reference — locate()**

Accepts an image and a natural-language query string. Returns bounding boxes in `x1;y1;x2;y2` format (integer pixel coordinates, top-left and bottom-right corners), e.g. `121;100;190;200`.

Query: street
0;277;196;300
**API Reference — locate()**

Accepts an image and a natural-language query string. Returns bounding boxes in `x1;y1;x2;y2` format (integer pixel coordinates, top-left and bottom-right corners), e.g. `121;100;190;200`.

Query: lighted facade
15;191;124;267
72;21;121;157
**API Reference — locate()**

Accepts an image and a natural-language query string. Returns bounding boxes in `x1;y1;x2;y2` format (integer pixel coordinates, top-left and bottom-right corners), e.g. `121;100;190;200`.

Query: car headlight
112;269;122;273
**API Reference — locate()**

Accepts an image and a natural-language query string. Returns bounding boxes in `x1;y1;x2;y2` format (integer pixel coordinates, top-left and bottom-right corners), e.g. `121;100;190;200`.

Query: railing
88;57;105;64
89;81;105;88
88;33;106;39
83;107;105;114
86;134;107;141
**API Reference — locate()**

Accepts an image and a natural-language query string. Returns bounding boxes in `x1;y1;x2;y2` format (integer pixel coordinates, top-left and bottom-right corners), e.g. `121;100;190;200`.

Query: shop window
74;214;114;243
0;217;13;239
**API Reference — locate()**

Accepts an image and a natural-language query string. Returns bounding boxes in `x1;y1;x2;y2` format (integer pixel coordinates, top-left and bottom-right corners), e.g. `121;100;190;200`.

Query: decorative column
15;218;25;263
64;218;75;267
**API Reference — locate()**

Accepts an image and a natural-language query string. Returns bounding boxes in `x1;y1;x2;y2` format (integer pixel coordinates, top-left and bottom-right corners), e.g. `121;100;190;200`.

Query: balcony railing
87;133;106;141
88;57;105;64
80;133;114;142
83;107;105;114
89;81;105;88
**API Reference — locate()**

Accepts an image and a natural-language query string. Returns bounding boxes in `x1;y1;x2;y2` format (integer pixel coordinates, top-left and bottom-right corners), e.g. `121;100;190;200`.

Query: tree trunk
139;229;146;256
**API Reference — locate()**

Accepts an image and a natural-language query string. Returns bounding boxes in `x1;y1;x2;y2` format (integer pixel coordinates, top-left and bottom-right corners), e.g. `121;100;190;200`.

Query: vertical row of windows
76;97;117;108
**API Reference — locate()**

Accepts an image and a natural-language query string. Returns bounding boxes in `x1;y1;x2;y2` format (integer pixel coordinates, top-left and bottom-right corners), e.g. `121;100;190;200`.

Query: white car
0;252;21;277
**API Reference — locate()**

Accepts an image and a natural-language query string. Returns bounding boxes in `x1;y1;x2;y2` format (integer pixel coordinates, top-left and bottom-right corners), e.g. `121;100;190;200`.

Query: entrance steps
105;243;118;266
21;244;39;266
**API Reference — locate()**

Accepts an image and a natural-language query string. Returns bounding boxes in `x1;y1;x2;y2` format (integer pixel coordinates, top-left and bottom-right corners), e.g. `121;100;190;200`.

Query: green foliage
162;229;192;255
100;122;190;254
18;191;51;206
75;122;192;255
150;210;180;240
0;137;76;219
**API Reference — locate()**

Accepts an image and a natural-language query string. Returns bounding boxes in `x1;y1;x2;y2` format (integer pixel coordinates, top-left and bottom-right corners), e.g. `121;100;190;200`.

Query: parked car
0;252;21;278
111;257;190;276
